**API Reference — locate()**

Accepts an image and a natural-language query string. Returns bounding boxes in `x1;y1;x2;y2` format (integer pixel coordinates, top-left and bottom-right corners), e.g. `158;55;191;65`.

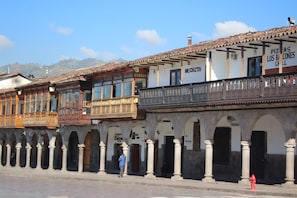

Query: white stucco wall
0;76;31;89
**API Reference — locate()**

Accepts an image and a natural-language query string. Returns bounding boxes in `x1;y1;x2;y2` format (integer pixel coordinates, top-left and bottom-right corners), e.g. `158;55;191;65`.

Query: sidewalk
1;168;297;197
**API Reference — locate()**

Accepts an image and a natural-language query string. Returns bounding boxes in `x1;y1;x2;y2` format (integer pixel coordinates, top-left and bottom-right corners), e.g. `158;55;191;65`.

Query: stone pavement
1;168;297;197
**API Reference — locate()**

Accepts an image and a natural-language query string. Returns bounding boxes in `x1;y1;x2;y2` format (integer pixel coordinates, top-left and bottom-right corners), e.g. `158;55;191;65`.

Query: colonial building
0;25;297;186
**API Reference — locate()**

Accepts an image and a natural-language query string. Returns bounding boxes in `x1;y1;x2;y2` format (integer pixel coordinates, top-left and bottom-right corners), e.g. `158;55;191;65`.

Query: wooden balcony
138;73;297;110
91;96;139;119
23;112;58;129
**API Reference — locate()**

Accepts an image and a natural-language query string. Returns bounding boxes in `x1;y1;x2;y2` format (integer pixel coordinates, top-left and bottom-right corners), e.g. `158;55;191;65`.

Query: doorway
251;131;267;181
130;144;140;173
162;136;174;178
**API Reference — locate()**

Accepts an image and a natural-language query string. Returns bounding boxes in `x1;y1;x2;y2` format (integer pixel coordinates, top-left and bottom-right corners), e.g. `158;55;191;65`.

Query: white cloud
213;21;256;39
80;46;98;58
50;23;73;35
136;29;165;45
0;35;14;48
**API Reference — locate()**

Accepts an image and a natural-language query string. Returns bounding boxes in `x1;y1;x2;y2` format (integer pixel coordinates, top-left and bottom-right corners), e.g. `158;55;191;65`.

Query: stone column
61;145;67;172
78;144;85;173
36;143;42;170
6;144;11;167
239;141;250;184
122;142;128;176
15;143;22;168
48;145;55;170
145;139;155;178
98;141;106;175
202;139;215;182
25;143;32;169
171;138;183;180
284;139;296;185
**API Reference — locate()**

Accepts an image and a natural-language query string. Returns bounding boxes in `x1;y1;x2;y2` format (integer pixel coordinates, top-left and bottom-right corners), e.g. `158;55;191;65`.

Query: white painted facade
0;75;31;89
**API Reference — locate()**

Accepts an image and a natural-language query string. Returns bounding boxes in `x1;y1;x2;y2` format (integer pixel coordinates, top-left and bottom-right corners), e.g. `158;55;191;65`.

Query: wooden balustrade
91;96;139;119
139;73;297;109
23;112;58;129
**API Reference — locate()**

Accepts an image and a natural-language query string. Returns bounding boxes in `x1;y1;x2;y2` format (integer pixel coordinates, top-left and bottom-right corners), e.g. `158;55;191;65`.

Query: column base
238;177;250;184
144;173;156;179
202;176;215;183
283;178;295;186
171;174;183;181
97;170;107;175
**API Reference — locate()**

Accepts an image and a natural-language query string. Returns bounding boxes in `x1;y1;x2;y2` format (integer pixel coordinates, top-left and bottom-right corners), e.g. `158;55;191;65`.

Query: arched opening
1;137;7;166
83;130;100;172
10;135;16;166
67;131;78;171
20;134;26;167
30;134;38;168
41;134;49;169
54;133;62;170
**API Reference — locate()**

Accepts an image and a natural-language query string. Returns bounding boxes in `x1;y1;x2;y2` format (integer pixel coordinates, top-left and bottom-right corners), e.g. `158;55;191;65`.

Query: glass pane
103;85;111;99
94;86;101;100
123;81;132;97
114;83;121;98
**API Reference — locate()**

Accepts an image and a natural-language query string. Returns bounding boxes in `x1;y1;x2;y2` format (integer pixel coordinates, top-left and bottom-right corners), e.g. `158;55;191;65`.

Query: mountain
0;58;126;78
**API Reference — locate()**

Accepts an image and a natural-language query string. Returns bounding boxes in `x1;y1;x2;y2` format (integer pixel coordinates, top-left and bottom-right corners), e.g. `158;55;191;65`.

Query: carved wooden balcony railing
23;112;58;129
58;100;91;125
138;73;297;110
91;96;139;119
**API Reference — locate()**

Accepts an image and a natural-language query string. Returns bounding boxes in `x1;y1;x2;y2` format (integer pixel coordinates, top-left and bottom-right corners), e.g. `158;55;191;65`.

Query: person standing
118;152;126;177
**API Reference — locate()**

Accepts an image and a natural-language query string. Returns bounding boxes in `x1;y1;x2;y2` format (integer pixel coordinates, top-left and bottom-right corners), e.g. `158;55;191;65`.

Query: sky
0;0;297;66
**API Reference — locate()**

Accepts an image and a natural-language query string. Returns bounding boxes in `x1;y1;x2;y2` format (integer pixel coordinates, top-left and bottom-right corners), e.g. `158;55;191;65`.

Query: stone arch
129;124;146;175
19;133;26;167
154;115;175;178
83;130;100;172
10;133;17;166
67;131;79;171
1;133;7;166
54;133;63;170
250;112;286;184
41;133;49;169
30;133;38;168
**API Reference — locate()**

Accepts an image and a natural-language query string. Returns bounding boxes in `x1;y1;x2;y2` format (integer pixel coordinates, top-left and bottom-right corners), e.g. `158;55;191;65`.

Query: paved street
0;175;290;198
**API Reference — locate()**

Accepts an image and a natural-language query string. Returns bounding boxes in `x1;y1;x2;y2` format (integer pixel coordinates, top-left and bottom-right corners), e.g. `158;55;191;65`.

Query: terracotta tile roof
129;25;297;65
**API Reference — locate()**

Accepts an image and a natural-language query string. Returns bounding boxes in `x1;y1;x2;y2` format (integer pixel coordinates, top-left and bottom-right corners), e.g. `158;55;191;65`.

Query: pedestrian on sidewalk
118;152;126;177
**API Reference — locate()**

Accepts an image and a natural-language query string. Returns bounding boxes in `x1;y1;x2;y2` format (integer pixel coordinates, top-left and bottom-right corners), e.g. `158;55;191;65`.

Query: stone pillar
122;142;128;176
98;141;106;175
202;139;215;182
239;141;250;184
61;145;67;172
48;145;55;170
171;138;183;180
6;144;11;167
15;143;22;168
284;139;296;185
78;144;85;173
145;139;155;178
36;143;42;170
25;143;32;169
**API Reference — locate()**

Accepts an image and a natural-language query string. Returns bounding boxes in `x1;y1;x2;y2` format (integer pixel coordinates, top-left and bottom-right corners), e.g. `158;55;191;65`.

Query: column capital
285;138;296;148
99;141;106;147
78;144;85;148
241;140;251;146
204;139;213;145
173;138;181;144
146;139;154;144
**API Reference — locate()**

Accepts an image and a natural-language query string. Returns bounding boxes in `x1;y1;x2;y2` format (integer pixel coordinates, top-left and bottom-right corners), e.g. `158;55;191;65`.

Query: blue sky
0;0;296;66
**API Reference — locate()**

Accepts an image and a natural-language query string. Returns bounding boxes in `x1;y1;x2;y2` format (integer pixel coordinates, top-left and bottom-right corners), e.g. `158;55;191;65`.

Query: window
36;92;41;113
50;95;57;112
248;56;262;77
170;69;181;85
123;80;132;97
103;82;111;99
113;81;122;98
93;82;102;100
